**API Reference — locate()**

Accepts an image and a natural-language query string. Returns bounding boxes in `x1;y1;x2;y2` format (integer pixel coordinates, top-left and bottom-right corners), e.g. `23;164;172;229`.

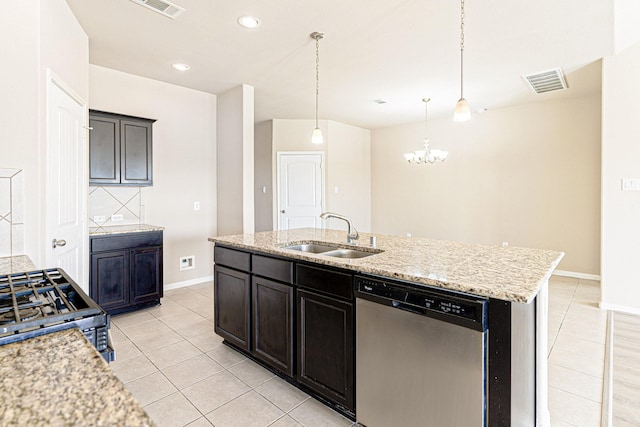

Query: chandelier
404;98;448;164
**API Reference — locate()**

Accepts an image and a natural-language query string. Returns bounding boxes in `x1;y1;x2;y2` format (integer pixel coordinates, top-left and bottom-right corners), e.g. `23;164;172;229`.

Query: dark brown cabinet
296;265;355;413
252;276;294;376
89;110;154;186
214;265;251;352
90;231;163;315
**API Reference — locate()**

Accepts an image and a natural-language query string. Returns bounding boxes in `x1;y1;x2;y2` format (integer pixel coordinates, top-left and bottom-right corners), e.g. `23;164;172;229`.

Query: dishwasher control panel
355;276;487;331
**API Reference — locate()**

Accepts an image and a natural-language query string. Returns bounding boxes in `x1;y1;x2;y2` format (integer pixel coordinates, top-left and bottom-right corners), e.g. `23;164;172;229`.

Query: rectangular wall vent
129;0;185;19
522;68;568;94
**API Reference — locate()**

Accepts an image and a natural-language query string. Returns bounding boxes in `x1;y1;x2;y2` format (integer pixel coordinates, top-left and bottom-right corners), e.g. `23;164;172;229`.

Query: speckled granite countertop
209;228;564;304
0;328;154;426
89;223;164;236
0;255;36;275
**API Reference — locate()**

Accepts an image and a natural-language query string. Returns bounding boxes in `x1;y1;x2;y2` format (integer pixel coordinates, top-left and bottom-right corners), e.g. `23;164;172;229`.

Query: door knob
281;210;286;213
52;239;67;248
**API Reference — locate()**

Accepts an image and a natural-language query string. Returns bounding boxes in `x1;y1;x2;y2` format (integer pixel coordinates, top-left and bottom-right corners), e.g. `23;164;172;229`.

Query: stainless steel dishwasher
355;275;488;427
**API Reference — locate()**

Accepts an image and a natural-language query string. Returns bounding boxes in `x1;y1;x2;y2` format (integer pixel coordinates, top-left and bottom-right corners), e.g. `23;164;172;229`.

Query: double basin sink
282;242;383;259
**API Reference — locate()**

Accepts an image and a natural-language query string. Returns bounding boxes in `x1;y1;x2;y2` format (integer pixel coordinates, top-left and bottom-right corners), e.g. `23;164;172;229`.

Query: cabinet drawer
296;264;353;300
214;245;251;272
91;231;163;253
252;254;293;284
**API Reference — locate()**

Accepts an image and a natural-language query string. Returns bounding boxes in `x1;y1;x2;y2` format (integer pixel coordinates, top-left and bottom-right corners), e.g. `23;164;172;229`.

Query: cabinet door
90;250;129;312
89;114;120;184
252;277;294;377
214;265;251;352
130;246;163;304
121;119;152;185
297;289;354;411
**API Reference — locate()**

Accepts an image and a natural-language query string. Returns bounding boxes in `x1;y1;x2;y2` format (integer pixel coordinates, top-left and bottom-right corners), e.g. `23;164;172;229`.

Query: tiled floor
612;312;640;427
110;276;607;427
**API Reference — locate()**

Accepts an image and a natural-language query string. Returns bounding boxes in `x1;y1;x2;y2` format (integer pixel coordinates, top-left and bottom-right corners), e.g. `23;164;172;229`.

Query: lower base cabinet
214;265;251;352
297;288;355;412
252;277;294;377
90;231;163;315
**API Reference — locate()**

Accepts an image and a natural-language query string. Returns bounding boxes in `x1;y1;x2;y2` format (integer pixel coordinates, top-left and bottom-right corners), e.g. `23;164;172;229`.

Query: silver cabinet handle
52;239;67;248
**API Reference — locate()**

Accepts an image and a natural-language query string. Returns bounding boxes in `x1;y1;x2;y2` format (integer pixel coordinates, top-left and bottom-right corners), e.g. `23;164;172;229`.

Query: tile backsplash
88;186;145;228
0;169;25;257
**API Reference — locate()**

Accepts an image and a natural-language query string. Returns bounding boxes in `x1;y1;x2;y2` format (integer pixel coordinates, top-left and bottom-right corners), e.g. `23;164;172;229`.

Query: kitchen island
209;228;564;426
0;328;153;426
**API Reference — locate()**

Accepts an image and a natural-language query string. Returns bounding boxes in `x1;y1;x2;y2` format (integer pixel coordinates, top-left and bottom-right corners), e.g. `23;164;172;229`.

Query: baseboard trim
552;269;601;281
599;302;640;316
164;275;213;291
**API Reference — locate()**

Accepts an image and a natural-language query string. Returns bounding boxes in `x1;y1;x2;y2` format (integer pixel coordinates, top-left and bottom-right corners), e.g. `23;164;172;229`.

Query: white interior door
277;152;324;230
46;70;87;289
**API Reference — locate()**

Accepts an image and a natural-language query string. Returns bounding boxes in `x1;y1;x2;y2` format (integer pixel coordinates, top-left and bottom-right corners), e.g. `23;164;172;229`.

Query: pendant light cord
315;35;320;128
460;0;465;100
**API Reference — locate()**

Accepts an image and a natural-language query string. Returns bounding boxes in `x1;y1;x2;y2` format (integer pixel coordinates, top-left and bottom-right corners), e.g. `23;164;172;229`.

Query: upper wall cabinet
89;110;156;186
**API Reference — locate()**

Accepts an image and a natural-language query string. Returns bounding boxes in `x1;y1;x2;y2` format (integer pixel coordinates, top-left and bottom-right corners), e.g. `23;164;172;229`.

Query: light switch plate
622;178;640;191
111;214;124;222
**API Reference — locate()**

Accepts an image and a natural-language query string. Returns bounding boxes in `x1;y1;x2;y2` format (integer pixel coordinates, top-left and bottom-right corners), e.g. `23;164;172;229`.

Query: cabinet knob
52;239;67;248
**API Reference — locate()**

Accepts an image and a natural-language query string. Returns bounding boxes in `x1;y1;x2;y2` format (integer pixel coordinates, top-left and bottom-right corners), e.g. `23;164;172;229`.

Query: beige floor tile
549;418;577;427
269;415;304;427
553;330;605;359
289;399;353;427
185;417;213;427
205;390;284;427
549;346;604;378
148;301;195;320
255;377;310;413
173;318;216;339
144;391;202;427
112;310;156;329
109;325;127;343
163;354;224;390
133;327;185;354
126;371;178;406
146;340;202;370
118;318;173;340
110;353;157;384
206;344;247;368
182;371;250;414
186;331;225;353
548;386;601;427
548;363;603;403
112;338;142;362
228;359;275;387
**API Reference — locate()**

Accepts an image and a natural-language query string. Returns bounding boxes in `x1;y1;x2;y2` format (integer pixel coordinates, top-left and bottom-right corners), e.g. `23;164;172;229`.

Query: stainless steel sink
282;243;339;253
282;242;383;259
322;249;377;259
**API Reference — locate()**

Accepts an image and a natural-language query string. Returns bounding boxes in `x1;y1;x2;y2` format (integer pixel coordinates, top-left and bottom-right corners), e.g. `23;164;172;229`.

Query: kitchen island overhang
209;228;564;427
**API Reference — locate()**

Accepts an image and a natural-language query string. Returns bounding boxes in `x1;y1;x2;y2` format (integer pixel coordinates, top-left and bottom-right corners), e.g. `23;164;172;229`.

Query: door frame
274;151;325;230
45;68;89;289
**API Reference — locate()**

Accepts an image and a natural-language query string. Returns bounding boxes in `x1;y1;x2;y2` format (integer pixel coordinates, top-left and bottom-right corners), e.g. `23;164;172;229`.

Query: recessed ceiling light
237;15;261;29
373;99;387;104
172;63;190;71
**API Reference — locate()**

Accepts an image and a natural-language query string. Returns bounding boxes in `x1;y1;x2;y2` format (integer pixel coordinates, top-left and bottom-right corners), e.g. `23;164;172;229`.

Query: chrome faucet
320;212;359;243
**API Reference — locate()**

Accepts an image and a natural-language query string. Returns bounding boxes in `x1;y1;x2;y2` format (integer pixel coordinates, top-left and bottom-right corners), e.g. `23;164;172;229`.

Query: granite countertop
89;223;164;236
0;328;154;426
0;255;37;275
209;228;564;304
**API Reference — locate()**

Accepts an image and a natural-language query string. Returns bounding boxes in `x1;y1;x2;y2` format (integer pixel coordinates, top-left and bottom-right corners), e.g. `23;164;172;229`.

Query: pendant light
453;0;471;122
403;98;448;164
310;32;324;144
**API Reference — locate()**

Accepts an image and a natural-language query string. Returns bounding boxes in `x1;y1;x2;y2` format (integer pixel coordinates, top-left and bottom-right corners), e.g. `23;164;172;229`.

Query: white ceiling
65;0;613;129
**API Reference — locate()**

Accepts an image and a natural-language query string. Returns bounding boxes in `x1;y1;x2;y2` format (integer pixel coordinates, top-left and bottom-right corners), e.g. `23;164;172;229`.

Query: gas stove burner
0;307;41;324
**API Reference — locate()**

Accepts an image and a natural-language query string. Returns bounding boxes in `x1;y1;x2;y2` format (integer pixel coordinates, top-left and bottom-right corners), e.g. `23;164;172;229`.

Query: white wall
371;95;601;275
0;0;88;268
217;85;255;236
89;65;217;287
269;119;371;232
601;41;640;313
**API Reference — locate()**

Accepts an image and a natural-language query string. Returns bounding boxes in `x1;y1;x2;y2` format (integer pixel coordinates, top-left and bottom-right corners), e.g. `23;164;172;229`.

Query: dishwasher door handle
392;300;425;315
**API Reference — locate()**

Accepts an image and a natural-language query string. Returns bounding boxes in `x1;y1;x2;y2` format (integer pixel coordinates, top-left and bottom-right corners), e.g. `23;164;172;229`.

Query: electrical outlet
502;242;509;247
111;214;124;222
194;201;200;211
93;215;106;224
179;255;195;271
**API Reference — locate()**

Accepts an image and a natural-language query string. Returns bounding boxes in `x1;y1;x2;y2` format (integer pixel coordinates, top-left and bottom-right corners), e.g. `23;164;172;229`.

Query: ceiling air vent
522;68;568;94
129;0;185;19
